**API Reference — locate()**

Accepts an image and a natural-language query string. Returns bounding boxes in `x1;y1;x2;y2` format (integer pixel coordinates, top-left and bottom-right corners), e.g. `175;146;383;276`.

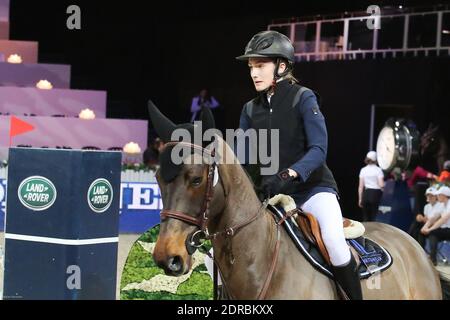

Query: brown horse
150;105;443;299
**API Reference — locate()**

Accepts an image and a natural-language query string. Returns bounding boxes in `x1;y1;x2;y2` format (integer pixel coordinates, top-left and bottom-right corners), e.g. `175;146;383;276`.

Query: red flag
9;116;35;146
10;116;35;137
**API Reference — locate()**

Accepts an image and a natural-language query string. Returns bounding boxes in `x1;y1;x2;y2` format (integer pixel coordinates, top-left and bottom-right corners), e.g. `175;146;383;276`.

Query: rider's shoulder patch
312;106;320;115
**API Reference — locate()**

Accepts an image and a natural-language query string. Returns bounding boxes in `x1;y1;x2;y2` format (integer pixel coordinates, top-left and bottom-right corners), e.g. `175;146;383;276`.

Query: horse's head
148;101;228;276
420;123;440;155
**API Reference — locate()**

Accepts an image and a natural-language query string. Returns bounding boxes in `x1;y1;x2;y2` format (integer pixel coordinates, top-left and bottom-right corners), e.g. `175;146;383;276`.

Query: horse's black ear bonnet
147;100;216;183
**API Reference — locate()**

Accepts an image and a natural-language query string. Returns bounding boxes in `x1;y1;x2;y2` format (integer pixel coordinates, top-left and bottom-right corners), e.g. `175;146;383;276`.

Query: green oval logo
18;176;57;211
87;178;113;213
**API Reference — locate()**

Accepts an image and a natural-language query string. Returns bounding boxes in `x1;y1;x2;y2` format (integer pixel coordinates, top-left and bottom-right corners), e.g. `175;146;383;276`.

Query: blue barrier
0;181;162;234
3;148;121;300
119;182;162;233
377;180;414;232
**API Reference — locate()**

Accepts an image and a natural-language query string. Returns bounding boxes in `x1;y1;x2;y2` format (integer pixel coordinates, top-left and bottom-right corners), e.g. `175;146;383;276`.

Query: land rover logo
18;176;57;211
87;178;113;213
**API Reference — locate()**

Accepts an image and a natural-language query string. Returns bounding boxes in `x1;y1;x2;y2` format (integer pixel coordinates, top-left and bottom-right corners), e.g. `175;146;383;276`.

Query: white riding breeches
301;192;351;266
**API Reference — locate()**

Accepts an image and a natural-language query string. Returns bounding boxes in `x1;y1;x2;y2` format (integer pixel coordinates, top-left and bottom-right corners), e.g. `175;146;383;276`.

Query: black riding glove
261;169;296;198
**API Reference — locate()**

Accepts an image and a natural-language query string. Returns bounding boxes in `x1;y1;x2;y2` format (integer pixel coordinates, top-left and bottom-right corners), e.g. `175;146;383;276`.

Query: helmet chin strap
257;58;292;96
265;58;291;94
274;58;291;80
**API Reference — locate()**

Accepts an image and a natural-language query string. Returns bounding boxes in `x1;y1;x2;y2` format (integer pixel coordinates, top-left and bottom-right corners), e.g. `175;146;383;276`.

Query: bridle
159;141;219;246
158;140;280;300
160;141;268;247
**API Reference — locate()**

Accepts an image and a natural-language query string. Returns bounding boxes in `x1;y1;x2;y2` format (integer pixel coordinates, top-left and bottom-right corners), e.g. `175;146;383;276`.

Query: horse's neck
213;210;276;299
215;164;262;229
211;164;278;298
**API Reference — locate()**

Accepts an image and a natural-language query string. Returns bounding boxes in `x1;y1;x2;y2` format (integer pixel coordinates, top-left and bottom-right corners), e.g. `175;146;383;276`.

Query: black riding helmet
236;30;295;82
236;30;295;62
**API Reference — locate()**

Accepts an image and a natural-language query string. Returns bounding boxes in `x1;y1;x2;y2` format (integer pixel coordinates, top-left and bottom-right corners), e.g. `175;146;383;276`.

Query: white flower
36;80;53;90
123;142;141;154
78;108;96;120
7;54;22;64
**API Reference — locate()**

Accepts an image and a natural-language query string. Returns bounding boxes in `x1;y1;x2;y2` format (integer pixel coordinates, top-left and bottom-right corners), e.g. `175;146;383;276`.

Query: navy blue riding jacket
237;79;338;205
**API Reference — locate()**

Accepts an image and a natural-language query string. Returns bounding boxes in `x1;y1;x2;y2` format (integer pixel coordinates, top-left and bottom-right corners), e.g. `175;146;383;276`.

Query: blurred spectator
408;186;443;248
406;166;438;189
190;88;220;123
438;160;450;184
152;137;164;154
358;151;384;221
142;137;165;171
143;147;159;171
406;166;439;217
421;186;450;265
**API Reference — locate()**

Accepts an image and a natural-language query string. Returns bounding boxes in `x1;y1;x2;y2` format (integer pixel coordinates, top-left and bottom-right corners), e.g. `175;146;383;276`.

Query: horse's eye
191;177;203;186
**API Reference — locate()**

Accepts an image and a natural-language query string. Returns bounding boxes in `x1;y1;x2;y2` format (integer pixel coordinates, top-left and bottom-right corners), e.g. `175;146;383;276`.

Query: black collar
256;79;295;108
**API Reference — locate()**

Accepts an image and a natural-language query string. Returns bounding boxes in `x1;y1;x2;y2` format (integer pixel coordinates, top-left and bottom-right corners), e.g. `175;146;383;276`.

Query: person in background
358;151;384;222
421;186;450;265
406;166;439;214
190;88;220;122
143;147;159;171
438;160;450;184
152;137;164;154
408;186;443;248
143;138;165;171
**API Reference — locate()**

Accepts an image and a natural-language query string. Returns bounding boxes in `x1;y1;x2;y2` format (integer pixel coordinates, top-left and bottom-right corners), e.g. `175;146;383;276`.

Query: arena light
123;142;141;154
78;108;96;120
7;54;23;64
36;80;53;90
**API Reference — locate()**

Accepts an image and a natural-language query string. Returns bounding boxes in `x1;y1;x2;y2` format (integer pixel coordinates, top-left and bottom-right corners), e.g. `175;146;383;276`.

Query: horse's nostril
167;256;183;274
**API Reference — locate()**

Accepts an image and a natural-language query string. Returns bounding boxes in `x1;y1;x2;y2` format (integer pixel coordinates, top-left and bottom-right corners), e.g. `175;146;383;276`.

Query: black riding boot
332;255;363;300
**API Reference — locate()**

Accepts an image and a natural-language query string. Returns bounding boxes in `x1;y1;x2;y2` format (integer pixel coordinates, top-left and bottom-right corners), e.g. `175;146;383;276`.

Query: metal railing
268;6;450;61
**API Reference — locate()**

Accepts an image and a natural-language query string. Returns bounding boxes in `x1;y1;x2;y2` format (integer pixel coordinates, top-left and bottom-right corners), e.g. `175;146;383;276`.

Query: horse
149;102;443;299
420;123;449;173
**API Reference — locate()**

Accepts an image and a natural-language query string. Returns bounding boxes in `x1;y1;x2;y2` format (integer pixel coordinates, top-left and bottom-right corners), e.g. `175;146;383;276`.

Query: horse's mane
213;134;259;194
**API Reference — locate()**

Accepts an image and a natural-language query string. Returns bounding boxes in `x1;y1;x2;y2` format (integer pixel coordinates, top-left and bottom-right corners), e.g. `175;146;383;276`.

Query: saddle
295;211;331;264
295;212;363;266
268;194;392;279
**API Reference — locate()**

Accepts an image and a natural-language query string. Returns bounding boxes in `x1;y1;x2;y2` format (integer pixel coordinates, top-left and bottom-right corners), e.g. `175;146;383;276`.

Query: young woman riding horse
147;31;443;300
235;30;361;299
148;101;442;300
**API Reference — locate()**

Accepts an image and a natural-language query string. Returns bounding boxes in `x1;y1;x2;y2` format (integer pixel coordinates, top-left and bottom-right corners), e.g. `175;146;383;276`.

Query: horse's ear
200;106;216;131
147;99;176;143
